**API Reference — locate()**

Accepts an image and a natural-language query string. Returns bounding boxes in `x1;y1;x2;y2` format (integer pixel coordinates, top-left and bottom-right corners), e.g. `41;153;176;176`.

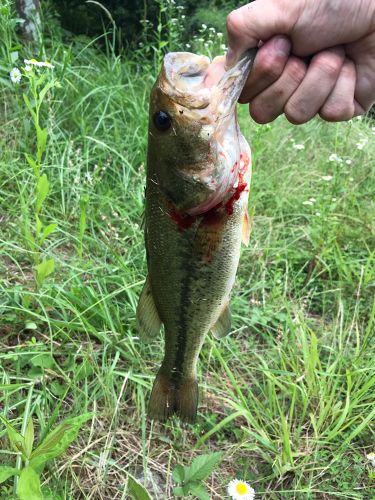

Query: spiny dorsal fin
211;303;231;339
136;277;162;341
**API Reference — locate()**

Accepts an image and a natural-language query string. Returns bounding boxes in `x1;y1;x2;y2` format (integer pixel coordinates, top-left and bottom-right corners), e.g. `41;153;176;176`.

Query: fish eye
153;110;172;132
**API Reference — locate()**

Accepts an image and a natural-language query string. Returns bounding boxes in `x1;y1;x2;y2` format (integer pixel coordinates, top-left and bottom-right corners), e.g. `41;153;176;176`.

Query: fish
136;49;257;422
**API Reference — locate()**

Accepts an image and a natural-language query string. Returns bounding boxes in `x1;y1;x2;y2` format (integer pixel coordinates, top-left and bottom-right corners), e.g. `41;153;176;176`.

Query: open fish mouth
159;48;257;115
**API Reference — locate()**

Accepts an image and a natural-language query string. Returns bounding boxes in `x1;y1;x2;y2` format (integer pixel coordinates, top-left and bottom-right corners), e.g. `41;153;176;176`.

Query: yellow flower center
236;483;249;495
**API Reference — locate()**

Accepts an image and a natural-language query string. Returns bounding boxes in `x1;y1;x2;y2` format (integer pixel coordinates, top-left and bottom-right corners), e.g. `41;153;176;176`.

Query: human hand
226;0;375;124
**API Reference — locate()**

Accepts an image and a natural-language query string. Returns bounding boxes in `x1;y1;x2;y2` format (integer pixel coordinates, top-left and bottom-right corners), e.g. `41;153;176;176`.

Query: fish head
148;50;256;215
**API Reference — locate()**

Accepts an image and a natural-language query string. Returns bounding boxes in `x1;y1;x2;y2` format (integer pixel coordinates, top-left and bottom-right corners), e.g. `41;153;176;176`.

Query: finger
249;56;307;123
226;0;300;68
239;35;291;103
285;46;346;124
319;60;356;121
346;32;375;113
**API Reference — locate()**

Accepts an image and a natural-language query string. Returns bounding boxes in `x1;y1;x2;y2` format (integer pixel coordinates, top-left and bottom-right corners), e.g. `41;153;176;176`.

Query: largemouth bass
137;49;256;422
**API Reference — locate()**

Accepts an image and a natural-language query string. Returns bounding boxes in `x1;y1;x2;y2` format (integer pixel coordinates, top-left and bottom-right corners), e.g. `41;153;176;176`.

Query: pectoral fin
136;277;162;341
211;304;232;339
242;210;250;246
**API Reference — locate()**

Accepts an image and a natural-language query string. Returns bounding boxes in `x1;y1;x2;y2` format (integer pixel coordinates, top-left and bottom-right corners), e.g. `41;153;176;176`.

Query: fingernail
225;47;239;70
273;36;291;56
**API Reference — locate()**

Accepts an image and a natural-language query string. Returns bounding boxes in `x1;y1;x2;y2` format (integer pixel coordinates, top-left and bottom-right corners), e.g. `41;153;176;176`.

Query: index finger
226;0;298;68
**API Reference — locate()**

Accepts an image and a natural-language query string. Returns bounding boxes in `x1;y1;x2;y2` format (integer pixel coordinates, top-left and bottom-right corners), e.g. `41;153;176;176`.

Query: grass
1;4;375;499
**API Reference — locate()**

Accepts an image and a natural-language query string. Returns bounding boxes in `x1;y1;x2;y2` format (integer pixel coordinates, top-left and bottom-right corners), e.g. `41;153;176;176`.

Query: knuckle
320;102;354;121
313;53;342;79
226;10;242;36
256;53;285;81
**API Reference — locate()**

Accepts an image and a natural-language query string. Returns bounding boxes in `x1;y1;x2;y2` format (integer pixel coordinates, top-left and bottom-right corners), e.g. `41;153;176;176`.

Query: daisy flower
227;479;255;500
10;67;21;84
24;58;55;69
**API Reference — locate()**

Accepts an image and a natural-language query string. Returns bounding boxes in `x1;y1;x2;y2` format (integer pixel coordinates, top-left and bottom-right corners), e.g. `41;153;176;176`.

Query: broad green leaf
24;322;38;331
38;80;56;104
75;359;94;382
25;154;39;177
36;127;48;162
127;474;152;500
17;466;42;500
173;485;190;497
35;259;55;288
0;416;26;458
35;174;49;213
183;452;223;483
24;418;35;458
30;353;56;369
188;483;210;500
0;466;19;484
172;464;185;483
29;413;93;469
40;223;57;244
35;214;42;237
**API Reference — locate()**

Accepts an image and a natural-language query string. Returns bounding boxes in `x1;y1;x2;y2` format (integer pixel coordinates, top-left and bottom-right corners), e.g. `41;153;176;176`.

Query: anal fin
136;277;162;341
211;303;232;339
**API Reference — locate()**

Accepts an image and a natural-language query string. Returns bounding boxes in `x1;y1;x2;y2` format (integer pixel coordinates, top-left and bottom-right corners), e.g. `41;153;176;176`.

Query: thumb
226;0;300;68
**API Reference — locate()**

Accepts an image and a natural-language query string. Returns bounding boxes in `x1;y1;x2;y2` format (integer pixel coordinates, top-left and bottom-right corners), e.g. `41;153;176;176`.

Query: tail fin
148;370;198;423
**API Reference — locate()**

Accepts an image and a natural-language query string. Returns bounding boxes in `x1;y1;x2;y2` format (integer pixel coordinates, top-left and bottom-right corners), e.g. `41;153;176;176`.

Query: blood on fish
224;171;247;215
170;208;196;231
169;151;250;228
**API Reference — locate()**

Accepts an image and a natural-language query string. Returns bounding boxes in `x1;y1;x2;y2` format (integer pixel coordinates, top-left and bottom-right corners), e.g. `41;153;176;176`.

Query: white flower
293;143;305;150
372;126;375;135
24;58;54;69
345;159;352;165
24;64;32;72
201;23;207;29
85;172;93;185
302;201;313;206
349;177;354;182
328;153;342;163
309;197;316;202
366;452;375;469
220;44;227;51
217;32;223;38
10;67;21;84
332;197;337;202
315;212;321;216
228;479;255;500
185;43;191;48
321;175;333;181
356;137;368;150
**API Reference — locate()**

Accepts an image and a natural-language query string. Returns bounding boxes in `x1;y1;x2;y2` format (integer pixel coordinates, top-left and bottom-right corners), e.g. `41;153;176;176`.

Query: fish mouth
159;49;257;112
